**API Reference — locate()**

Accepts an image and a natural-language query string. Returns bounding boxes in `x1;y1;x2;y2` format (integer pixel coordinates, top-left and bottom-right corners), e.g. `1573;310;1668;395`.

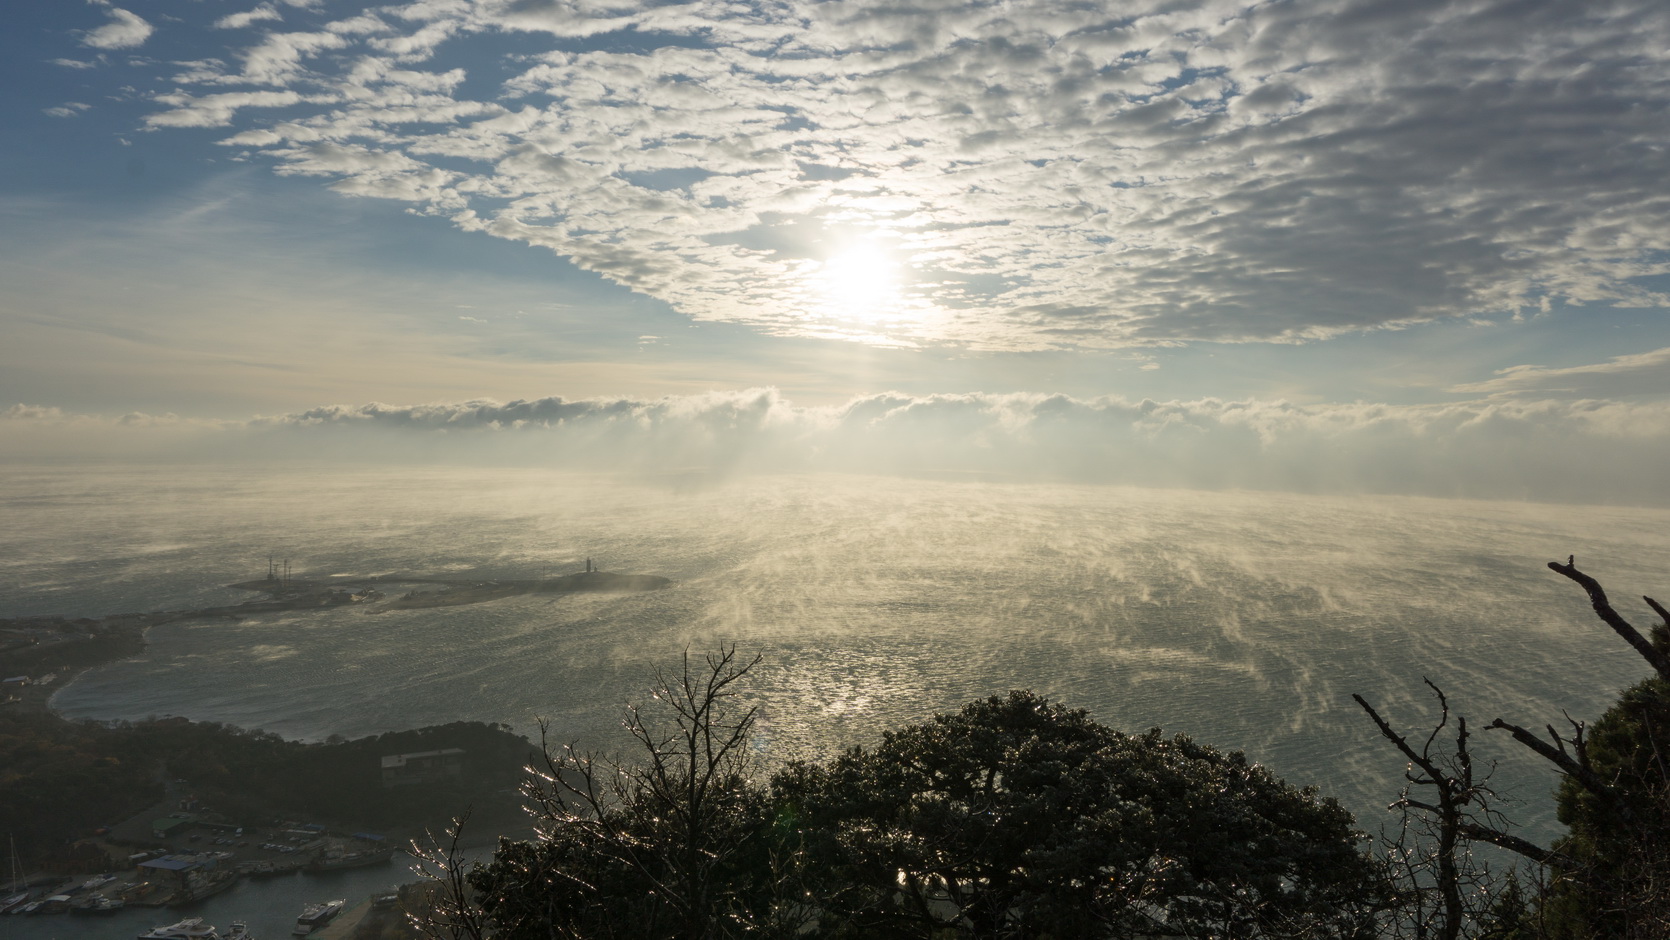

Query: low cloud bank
7;391;1669;505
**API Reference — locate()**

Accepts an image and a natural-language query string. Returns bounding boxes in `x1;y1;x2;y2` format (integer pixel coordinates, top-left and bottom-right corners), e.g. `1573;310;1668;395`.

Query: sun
818;242;903;322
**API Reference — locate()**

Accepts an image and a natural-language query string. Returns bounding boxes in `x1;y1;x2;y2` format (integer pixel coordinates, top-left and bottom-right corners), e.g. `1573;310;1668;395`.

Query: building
150;817;193;840
380;748;465;787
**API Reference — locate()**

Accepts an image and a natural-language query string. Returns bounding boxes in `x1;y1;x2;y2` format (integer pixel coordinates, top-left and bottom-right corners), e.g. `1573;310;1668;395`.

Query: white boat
292;899;345;936
72;894;126;914
139;917;222;940
30;895;73;914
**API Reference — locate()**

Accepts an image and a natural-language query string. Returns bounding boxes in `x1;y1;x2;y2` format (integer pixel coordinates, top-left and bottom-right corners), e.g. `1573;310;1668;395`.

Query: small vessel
225;921;255;940
28;894;72;914
292;899;346;936
305;846;394;872
3;837;24;914
71;894;126;914
139;917;222;940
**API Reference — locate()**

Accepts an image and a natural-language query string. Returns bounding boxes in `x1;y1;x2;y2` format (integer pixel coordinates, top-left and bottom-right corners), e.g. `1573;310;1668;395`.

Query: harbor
0;856;452;940
2;619;516;940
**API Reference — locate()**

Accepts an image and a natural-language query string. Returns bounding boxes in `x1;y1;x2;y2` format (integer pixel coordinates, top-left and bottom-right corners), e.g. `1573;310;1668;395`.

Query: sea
5;465;1670;939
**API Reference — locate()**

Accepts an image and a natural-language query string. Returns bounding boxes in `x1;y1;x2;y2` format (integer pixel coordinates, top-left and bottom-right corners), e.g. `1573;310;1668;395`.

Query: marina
0;857;438;940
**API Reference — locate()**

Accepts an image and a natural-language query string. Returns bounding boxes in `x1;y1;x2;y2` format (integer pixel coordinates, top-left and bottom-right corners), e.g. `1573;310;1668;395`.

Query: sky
3;0;1669;501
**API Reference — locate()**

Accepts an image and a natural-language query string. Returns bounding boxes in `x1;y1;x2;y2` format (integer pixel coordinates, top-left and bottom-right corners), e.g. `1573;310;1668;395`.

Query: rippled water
8;466;1670;850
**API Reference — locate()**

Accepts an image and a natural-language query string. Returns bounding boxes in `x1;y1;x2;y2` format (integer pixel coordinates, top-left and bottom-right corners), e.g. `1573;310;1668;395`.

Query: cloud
81;4;153;49
215;5;283;30
263;32;353;83
119;0;1670;350
4;404;70;421
145;90;316;128
4;403;209;428
12;391;1669;506
1451;347;1670;399
44;103;93;118
1;403;228;459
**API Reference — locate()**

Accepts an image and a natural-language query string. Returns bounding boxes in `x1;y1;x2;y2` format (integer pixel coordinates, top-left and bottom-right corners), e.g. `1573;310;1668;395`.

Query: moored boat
305;846;394;872
71;894;126;914
28;894;72;914
292;899;345;936
139;917;221;940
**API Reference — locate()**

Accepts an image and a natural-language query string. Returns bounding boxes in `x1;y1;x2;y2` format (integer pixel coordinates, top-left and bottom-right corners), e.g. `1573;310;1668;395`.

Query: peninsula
0;558;672;876
3;565;672;669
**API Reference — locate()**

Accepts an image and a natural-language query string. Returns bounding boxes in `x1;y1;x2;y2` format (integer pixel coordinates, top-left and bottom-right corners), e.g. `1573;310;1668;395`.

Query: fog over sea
9;465;1670;847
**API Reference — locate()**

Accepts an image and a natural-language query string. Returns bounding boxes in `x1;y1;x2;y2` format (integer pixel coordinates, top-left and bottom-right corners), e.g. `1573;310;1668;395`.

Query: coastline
0;570;591;878
3;616;153;719
6;565;672;718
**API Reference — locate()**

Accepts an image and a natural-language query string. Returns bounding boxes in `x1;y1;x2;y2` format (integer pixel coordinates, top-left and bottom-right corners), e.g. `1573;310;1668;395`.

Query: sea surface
6;465;1670;938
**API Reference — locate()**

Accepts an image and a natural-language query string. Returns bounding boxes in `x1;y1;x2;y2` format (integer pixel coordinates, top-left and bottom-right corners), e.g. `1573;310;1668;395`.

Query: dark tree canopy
457;673;1386;940
1495;565;1670;939
1544;635;1670;938
779;691;1386;939
0;714;529;858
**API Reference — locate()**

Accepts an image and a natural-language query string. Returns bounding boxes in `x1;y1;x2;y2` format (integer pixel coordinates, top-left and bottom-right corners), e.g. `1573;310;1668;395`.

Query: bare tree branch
478;644;786;940
410;813;488;940
1486;718;1630;825
1360;561;1670;938
1453;824;1566;868
1355;688;1468;940
1644;595;1670;629
1549;557;1670;683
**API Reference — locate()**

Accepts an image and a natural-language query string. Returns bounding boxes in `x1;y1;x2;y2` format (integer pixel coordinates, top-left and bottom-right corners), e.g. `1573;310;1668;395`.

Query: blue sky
3;0;1669;499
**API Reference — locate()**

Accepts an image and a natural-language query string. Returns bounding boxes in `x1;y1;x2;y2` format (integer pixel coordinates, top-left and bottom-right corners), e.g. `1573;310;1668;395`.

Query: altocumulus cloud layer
82;0;1670;349
7;390;1670;505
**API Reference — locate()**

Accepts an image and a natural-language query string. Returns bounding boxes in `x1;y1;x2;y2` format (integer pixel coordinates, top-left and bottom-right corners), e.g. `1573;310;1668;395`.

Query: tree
441;662;1389;939
777;690;1388;939
1355;559;1670;939
1539;581;1670;938
463;646;803;940
1354;682;1552;940
1474;871;1535;940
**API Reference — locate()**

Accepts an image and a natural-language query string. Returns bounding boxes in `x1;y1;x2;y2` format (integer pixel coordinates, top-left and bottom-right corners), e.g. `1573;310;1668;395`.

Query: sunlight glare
819;243;902;322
